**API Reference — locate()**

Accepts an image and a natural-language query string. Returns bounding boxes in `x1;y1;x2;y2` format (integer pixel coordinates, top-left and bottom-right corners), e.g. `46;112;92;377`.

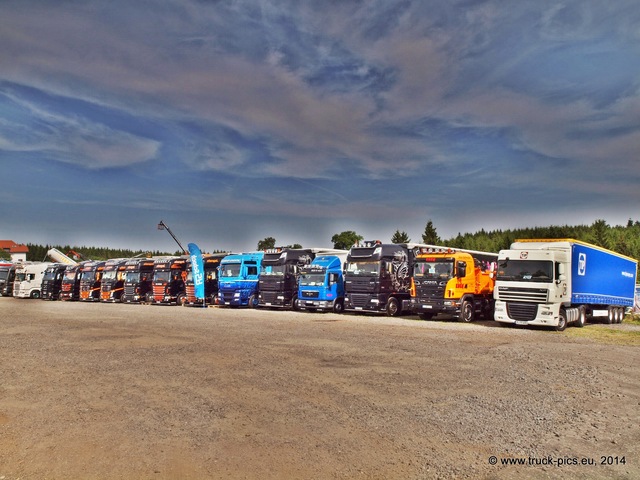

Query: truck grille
349;293;370;308
124;285;136;296
261;291;278;303
497;287;548;303
507;303;538;321
301;290;319;298
152;284;165;301
219;292;234;303
186;285;195;302
345;278;375;293
415;282;444;299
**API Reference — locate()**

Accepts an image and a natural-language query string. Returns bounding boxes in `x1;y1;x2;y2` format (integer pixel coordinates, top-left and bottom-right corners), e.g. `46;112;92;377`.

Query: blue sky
1;0;639;253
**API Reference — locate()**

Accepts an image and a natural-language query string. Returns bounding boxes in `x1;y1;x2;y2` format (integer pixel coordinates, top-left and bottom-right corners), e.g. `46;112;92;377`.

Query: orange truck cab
410;246;497;322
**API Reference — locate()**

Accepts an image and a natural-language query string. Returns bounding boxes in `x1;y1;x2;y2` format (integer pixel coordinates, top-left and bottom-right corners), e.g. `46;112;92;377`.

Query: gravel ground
0;297;638;479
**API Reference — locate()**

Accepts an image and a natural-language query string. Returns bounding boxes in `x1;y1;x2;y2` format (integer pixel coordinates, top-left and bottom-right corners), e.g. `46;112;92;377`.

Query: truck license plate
515;321;528;326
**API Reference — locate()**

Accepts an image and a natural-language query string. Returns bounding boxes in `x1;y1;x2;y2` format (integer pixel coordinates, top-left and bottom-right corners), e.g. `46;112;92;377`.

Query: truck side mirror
556;263;566;283
456;261;466;278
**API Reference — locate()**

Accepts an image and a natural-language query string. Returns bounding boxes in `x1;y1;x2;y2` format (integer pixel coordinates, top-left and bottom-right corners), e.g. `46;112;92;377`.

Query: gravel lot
0;297;638;479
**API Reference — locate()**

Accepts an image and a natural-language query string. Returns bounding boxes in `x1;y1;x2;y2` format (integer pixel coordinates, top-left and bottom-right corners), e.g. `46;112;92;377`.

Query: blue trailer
494;239;638;331
297;254;348;313
217;252;264;307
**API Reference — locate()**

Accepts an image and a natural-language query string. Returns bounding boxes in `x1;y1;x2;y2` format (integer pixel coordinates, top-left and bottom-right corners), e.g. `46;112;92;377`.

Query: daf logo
578;253;586;276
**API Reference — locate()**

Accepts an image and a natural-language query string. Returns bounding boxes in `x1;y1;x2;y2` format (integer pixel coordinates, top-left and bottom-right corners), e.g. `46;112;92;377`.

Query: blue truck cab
217;252;264;307
297;254;347;313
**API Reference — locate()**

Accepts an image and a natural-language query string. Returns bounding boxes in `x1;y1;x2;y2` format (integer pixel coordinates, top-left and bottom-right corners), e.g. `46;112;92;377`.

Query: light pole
157;220;188;255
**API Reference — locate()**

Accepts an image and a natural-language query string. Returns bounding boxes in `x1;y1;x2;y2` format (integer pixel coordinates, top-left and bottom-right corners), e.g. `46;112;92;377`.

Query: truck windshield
63;270;77;281
0;271;7;280
102;270;117;281
154;271;171;282
15;273;26;282
221;264;241;278
80;271;96;282
414;260;453;279
43;270;57;281
125;272;140;283
261;265;285;276
299;273;325;286
346;261;380;276
497;260;553;283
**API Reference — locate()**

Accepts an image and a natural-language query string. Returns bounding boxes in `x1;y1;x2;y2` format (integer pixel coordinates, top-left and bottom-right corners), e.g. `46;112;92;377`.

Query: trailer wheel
616;307;624;324
459;299;474;323
606;307;615;324
555;310;567;331
576;306;586;328
386;297;401;317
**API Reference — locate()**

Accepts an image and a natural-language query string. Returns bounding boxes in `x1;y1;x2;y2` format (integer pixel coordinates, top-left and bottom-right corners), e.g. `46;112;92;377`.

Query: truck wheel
333;300;344;314
177;293;186;306
555;310;567;331
31;290;41;299
576;306;586;328
386;298;401;317
459;299;474;323
616;307;624;324
291;297;299;311
248;294;258;308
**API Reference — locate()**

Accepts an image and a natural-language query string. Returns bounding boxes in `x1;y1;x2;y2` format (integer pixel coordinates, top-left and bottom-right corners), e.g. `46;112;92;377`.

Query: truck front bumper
410;298;460;316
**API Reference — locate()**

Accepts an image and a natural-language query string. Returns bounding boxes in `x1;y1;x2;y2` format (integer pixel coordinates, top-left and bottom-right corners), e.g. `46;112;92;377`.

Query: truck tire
291;297;299;311
576;306;586;328
248;294;258;308
606;307;615;324
556;310;567;331
386;297;401;317
333;299;344;314
459;299;474;323
30;290;41;299
177;293;186;306
616;307;624;324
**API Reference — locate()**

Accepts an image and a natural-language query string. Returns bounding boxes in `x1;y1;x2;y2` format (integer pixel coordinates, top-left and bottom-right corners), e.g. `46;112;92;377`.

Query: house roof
0;240;29;253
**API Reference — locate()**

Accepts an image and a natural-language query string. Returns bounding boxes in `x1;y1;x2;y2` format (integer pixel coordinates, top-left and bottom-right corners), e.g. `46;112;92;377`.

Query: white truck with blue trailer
494;239;637;331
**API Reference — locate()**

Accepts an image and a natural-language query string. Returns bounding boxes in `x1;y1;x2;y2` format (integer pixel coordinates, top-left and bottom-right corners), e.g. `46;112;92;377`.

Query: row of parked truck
1;239;638;331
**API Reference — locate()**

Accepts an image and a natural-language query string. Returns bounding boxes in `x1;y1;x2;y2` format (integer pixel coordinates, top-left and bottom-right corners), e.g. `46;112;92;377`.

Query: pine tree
421;220;441;245
391;230;411;243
